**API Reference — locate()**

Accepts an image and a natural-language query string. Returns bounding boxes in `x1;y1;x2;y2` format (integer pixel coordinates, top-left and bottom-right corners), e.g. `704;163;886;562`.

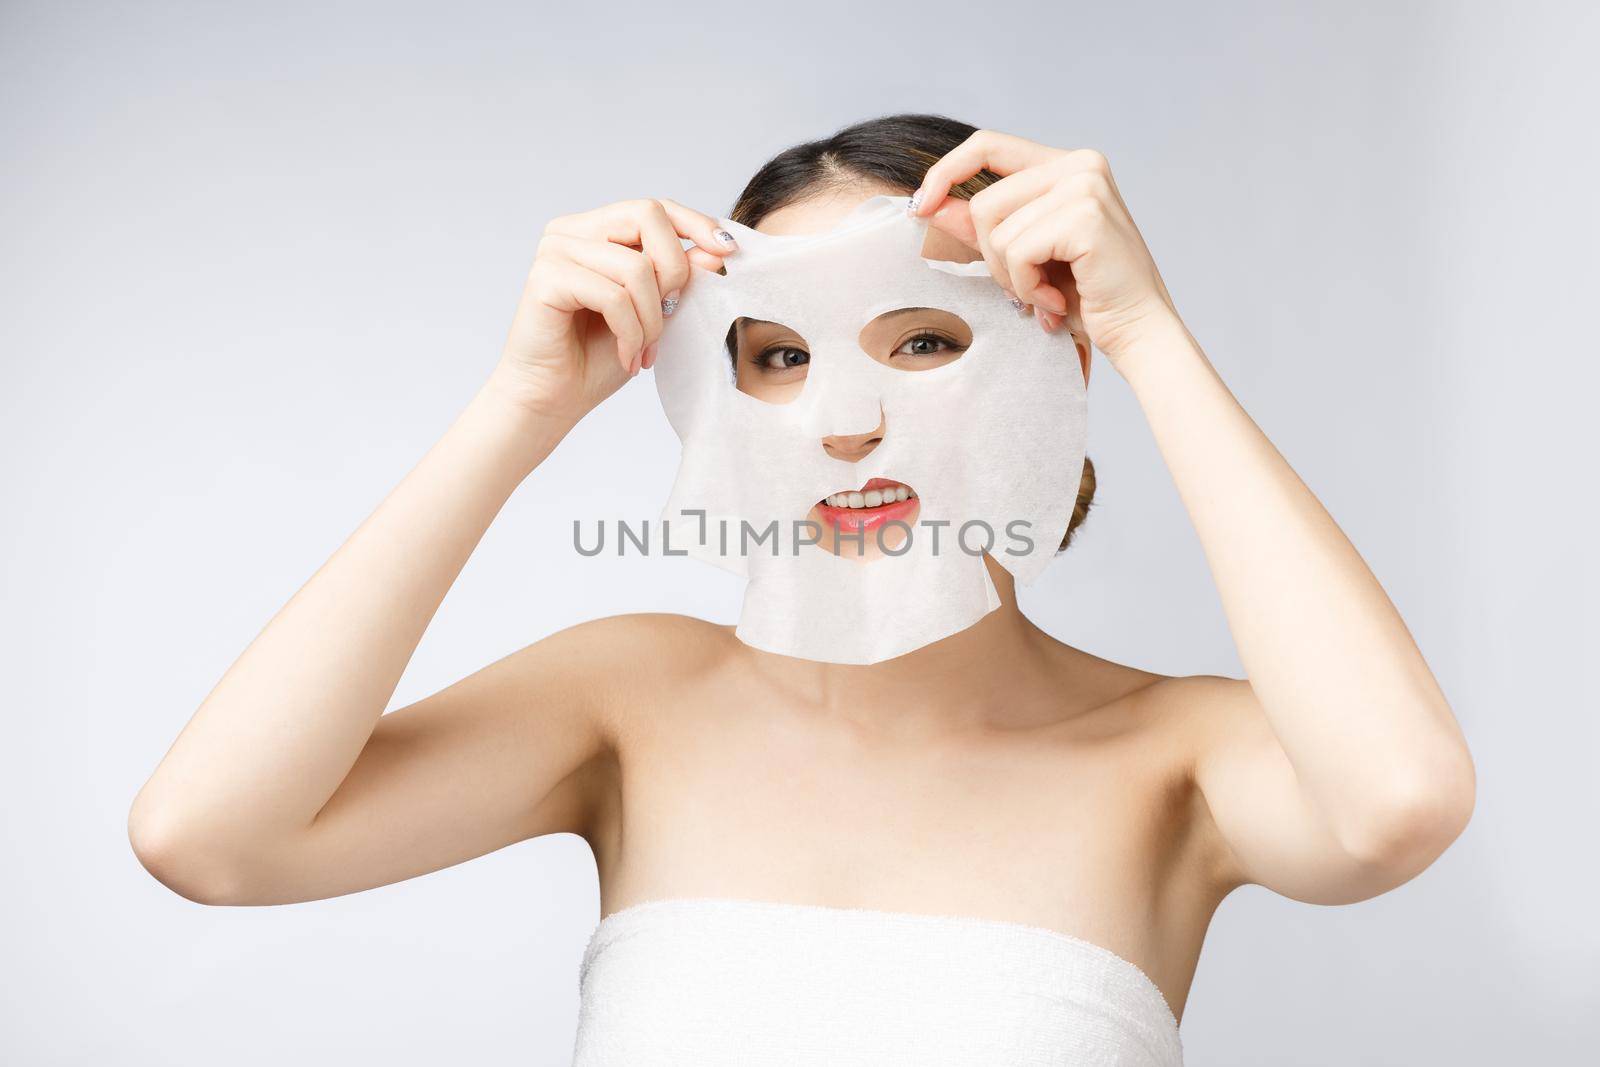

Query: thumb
926;198;979;250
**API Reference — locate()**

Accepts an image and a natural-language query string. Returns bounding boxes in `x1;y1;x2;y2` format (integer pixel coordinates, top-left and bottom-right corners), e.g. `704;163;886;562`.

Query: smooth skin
129;130;1476;1022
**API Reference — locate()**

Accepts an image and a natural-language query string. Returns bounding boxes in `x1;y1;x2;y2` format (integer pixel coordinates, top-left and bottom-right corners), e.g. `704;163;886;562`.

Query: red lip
813;478;920;534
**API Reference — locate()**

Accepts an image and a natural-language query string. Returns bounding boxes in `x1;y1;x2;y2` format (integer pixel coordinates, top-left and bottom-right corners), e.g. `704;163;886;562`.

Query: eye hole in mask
727;316;811;406
856;307;972;372
727;307;972;406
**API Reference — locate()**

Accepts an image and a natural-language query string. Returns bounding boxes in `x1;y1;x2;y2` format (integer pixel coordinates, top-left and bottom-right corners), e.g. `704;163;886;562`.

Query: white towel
573;897;1182;1066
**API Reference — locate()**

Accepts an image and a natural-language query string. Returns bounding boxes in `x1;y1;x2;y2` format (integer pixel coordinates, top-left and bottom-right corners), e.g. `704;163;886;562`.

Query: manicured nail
1009;295;1028;313
641;342;657;369
906;190;923;215
661;291;680;317
714;228;738;251
1034;307;1060;332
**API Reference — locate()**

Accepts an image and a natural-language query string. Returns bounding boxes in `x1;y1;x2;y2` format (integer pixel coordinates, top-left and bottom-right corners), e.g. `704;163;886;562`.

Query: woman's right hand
129;199;742;909
490;198;740;425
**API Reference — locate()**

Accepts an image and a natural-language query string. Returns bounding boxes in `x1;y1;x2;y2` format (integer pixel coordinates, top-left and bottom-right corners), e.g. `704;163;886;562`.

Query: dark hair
730;113;1096;551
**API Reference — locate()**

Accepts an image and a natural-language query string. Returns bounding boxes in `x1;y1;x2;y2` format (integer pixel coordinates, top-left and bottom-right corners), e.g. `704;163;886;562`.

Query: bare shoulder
1030;635;1172;728
1089;670;1270;784
1129;672;1255;718
1026;629;1261;746
1128;673;1270;758
536;611;733;652
559;611;739;674
505;612;741;738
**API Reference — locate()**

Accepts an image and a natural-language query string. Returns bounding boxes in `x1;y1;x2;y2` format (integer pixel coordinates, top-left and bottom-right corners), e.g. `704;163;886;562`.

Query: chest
599;691;1198;945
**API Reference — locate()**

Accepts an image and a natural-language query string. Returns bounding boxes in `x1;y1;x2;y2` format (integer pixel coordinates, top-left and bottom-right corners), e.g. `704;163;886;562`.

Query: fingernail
906;190;923;215
714;228;738;251
1035;307;1061;332
661;291;680;317
1009;295;1028;313
642;342;657;369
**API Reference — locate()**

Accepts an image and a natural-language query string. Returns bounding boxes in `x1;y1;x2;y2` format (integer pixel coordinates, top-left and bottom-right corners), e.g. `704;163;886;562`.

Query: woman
129;114;1475;1062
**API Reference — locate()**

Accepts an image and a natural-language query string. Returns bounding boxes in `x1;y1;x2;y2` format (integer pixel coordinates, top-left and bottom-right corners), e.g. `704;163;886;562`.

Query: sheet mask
654;194;1087;665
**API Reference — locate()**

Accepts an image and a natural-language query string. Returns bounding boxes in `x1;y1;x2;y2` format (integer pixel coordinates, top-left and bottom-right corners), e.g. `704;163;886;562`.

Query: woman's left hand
916;139;1477;908
913;130;1182;372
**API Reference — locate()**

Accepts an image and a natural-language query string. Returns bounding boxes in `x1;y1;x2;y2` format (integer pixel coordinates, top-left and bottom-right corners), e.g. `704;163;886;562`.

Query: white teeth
822;484;917;509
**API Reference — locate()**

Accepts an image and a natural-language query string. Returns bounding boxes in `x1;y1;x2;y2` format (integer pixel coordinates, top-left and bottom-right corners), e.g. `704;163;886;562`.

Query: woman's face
730;185;987;560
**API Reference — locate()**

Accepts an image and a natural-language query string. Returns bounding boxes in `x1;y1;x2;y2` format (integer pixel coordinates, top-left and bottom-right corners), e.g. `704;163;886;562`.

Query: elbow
127;794;256;907
1339;742;1477;876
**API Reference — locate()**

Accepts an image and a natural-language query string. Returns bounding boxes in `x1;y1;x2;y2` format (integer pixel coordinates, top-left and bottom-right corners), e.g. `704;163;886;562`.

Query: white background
3;1;1595;1063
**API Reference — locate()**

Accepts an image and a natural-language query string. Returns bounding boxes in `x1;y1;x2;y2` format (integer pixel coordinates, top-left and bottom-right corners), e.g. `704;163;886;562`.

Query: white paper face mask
654;194;1087;665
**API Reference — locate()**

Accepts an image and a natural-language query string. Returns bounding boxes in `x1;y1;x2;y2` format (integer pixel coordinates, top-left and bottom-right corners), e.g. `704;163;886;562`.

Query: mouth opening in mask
808;477;921;559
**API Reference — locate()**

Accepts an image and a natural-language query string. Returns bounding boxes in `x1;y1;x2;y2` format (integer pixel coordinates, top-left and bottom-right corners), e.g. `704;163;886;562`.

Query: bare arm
130;387;579;905
915;132;1475;902
129;198;737;905
1124;321;1474;901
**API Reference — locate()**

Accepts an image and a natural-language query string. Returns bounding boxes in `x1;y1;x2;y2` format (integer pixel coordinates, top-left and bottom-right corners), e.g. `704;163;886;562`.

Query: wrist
1102;311;1203;392
463;374;576;476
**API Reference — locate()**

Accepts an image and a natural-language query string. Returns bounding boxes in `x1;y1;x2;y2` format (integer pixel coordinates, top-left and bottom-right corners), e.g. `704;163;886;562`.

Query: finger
633;203;692;313
926;198;979;249
545;237;660;371
990;190;1074;315
964;169;1061;299
1003;211;1088;330
657;198;742;258
561;237;666;361
926;194;1015;300
924;197;1039;313
547;198;739;263
1044;260;1086;337
911;129;1062;217
537;262;644;375
687;247;727;272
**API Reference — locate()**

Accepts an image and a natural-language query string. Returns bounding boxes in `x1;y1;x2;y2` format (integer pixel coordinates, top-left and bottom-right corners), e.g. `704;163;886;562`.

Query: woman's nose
821;410;886;462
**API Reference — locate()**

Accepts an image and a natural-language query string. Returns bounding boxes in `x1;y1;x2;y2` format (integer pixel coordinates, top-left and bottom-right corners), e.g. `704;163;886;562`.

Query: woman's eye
758;346;810;371
893;333;963;359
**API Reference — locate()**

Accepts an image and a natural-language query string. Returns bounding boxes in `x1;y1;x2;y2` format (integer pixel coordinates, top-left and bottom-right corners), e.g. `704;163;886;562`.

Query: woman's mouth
813;477;920;534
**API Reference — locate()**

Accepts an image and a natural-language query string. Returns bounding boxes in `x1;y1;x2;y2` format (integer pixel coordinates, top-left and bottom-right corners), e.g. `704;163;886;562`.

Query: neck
750;556;1052;736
